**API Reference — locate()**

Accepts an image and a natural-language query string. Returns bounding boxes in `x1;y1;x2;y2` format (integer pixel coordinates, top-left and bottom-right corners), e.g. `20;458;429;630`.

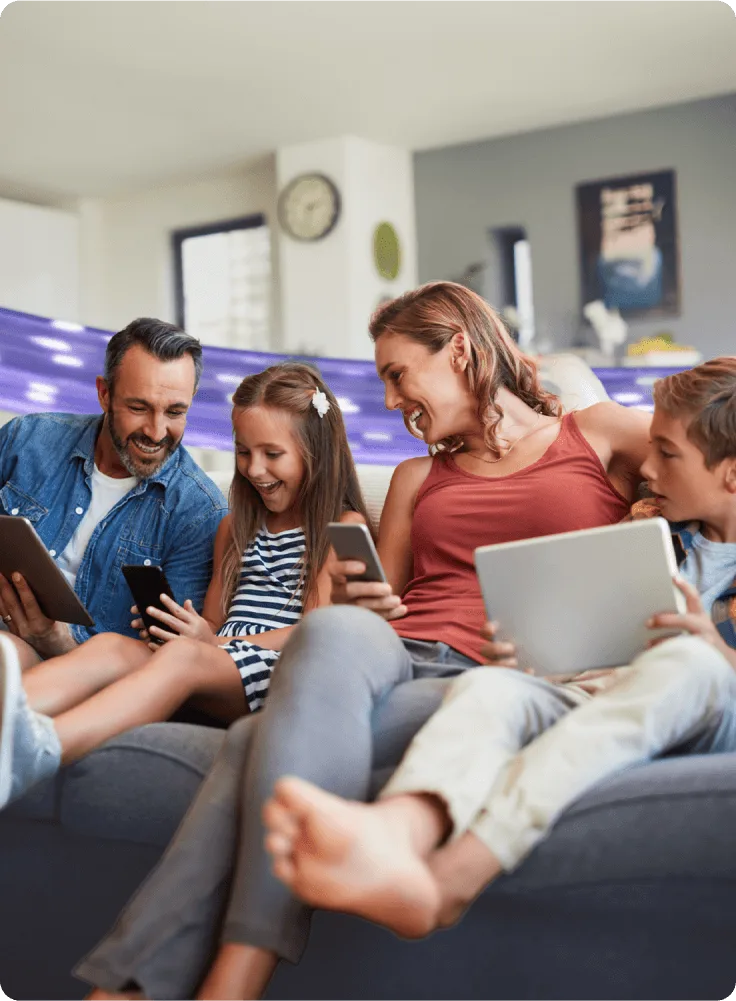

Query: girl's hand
144;595;220;647
330;559;407;621
480;620;524;669
130;605;151;644
647;577;729;654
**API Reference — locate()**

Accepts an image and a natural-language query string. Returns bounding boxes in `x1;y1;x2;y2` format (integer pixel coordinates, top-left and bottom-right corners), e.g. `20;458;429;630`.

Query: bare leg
23;633;152;716
53;638;246;764
428;831;503;929
197;943;277;1000
1;631;41;671
264;776;450;938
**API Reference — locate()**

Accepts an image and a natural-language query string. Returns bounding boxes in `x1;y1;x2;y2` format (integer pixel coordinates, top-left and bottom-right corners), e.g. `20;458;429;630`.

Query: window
172;215;271;349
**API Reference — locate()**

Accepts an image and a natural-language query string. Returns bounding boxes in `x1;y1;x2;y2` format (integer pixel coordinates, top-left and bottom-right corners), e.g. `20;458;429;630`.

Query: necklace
465;410;544;465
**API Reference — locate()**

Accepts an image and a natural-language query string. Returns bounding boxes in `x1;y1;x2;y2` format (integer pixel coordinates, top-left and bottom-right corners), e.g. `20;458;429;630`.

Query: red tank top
392;412;630;662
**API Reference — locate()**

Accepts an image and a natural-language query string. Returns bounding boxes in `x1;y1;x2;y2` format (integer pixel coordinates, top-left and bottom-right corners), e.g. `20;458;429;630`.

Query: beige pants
380;635;736;871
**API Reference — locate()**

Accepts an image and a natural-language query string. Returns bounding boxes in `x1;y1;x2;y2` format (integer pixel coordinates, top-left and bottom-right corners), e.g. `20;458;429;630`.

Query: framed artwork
576;169;680;317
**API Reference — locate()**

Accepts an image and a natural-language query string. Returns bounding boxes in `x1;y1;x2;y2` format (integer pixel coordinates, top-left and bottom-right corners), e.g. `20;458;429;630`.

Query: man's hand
648;577;734;663
0;572;76;656
329;559;407;621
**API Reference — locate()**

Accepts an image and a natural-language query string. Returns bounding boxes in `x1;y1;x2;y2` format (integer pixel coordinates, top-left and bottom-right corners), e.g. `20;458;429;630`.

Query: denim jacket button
49;550;56;557
10;508;18;515
144;559;152;566
75;506;84;515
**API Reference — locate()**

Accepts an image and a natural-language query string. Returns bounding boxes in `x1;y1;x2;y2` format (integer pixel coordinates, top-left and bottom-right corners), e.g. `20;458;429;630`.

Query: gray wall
414;94;736;358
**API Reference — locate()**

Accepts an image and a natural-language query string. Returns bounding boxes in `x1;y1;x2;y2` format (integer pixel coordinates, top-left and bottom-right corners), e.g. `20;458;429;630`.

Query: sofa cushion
5;723;224;847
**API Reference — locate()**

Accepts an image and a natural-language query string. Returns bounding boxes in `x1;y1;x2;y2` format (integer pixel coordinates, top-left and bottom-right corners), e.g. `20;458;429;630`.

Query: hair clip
311;389;330;418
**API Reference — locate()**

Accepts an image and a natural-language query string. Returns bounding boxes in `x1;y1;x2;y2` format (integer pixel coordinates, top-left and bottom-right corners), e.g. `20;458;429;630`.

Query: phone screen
122;565;175;641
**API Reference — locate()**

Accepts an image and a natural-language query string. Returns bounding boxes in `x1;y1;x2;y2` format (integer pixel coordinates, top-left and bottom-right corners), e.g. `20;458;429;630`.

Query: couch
1;358;735;1000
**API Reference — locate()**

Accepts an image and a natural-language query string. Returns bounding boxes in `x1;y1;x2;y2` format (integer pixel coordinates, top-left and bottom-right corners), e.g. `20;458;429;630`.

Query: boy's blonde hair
653;356;736;468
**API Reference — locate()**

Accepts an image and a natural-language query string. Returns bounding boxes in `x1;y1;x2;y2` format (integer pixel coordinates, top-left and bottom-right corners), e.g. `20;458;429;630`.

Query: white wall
76;156;281;343
277;136;417;359
415;93;736;358
0;197;80;321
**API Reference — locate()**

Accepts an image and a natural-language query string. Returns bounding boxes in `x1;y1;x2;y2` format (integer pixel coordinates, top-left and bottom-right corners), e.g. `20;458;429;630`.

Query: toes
272;775;332;816
264;830;293;860
262;797;299;839
271;853;296;886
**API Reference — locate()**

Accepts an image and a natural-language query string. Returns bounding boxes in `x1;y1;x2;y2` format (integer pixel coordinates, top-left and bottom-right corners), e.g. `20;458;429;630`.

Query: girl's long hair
220;362;370;616
369;281;561;458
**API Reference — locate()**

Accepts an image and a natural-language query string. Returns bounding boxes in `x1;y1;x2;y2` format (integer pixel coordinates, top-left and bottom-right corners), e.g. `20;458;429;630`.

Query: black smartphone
326;523;387;583
122;564;176;642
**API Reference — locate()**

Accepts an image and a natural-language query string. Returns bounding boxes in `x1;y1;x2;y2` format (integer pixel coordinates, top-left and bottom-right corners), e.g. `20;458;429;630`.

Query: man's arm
161;504;228;613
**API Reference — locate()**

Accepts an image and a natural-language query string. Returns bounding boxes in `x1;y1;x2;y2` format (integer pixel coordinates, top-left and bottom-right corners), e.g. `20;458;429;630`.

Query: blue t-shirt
680;531;736;616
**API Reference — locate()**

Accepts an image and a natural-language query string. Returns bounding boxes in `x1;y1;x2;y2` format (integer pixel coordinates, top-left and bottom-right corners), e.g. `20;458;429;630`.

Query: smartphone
326;522;387;583
122;564;176;642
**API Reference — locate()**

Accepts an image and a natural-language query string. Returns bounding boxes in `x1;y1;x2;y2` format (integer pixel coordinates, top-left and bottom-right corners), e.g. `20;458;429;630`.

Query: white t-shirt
57;465;138;588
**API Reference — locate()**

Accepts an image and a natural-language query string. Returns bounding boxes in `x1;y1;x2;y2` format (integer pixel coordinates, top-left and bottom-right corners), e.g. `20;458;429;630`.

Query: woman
80;282;650;1000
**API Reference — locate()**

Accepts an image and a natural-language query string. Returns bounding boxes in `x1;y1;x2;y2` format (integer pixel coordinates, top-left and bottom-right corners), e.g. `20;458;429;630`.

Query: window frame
171;213;267;331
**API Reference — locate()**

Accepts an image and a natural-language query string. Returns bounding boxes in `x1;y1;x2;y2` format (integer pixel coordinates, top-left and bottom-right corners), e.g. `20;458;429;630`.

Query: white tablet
474;519;686;677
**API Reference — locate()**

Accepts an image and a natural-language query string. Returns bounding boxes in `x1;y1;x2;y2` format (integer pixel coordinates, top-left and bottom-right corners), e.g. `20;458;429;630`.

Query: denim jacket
629;498;736;650
0;413;228;643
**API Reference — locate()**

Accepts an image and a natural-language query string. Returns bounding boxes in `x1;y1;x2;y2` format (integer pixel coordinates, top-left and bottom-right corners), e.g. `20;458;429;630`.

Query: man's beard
107;409;179;478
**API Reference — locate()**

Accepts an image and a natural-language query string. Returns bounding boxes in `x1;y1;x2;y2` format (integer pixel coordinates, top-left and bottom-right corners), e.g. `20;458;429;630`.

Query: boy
262;358;736;938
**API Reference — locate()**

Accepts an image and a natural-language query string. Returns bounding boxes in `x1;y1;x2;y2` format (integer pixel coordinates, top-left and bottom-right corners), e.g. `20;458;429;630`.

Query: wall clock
373;221;401;280
278;173;341;241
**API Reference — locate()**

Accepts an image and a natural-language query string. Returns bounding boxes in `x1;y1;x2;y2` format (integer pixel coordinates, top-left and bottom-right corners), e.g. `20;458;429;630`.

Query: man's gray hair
104;318;203;391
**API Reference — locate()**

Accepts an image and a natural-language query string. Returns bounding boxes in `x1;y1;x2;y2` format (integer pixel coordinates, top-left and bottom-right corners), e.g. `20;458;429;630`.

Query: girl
0;363;369;808
77;281;652;1001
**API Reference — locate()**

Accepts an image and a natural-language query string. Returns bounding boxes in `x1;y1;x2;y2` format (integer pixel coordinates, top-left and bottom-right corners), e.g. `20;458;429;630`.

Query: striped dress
218;526;305;713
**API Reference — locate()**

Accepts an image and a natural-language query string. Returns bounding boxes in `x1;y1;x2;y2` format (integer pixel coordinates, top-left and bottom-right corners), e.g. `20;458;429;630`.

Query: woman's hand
330;559;407;621
479;620;522;669
138;594;220;649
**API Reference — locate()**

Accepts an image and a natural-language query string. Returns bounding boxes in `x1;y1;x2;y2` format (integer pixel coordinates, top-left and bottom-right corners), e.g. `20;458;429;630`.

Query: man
0;318;227;665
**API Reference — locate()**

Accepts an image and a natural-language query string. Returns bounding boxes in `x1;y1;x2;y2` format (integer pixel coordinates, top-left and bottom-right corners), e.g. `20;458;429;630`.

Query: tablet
0;516;95;627
474;519;685;677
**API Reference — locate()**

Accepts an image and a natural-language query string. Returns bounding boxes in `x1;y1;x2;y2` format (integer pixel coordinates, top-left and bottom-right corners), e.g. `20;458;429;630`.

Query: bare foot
428;831;502;927
264;777;443;938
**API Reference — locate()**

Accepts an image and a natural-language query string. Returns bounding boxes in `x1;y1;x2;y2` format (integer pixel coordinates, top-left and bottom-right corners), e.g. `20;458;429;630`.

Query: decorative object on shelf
622;333;702;368
373;222;401;280
583;299;628;362
576;169;680;318
277;173;341;241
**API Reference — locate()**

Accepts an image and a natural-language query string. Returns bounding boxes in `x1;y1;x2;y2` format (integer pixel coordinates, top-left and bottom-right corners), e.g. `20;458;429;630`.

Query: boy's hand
647;577;729;655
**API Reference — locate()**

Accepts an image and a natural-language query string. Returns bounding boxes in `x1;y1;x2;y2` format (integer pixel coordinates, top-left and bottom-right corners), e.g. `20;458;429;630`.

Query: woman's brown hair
369;281;561;458
220;363;370;616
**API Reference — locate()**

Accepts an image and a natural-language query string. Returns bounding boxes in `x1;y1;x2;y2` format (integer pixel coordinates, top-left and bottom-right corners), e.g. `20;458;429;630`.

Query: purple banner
0;306;679;465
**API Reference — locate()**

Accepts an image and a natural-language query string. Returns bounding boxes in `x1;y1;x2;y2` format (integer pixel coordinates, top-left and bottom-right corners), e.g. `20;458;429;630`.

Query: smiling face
640;407;733;524
234;405;306;526
374;331;480;445
96;344;195;478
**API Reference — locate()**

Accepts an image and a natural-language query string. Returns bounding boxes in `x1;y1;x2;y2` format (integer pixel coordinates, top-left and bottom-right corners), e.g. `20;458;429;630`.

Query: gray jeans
74;606;478;999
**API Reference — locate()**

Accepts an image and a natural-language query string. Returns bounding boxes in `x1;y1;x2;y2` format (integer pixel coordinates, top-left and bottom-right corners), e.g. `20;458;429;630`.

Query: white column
276;136;417;359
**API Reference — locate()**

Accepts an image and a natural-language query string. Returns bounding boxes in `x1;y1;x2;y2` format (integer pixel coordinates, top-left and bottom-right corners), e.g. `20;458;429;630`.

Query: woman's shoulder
389;455;434;490
573;400;650;441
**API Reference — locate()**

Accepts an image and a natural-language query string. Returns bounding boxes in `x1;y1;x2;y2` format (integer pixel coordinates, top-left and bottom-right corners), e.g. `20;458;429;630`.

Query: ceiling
1;1;734;200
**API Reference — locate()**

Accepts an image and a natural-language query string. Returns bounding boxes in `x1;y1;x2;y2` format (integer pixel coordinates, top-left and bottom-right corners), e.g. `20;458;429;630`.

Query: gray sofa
1;721;735;1001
